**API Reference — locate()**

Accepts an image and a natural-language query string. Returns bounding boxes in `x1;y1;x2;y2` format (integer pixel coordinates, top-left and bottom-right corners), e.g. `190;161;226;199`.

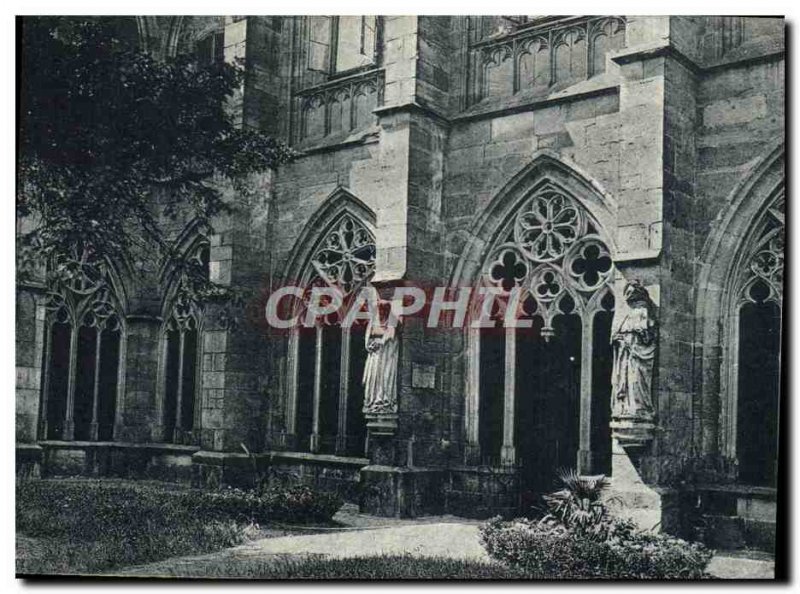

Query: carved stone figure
362;306;400;415
610;280;657;421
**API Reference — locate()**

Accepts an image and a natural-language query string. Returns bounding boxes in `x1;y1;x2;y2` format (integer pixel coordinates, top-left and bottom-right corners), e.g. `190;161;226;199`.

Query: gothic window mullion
335;327;351;455
466;326;481;458
310;323;324;453
63;324;79;440
577;311;594;474
89;327;102;441
174;329;187;438
501;325;517;466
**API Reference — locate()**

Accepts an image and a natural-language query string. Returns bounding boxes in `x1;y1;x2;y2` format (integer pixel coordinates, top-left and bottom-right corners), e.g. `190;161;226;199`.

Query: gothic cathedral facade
16;16;785;552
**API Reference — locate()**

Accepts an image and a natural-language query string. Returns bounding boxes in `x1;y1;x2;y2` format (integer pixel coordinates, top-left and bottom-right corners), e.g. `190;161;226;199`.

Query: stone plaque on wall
412;363;436;389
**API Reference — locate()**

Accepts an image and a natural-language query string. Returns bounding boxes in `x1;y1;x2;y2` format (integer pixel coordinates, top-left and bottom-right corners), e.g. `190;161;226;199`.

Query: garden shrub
182;484;343;524
480;516;712;579
479;469;713;579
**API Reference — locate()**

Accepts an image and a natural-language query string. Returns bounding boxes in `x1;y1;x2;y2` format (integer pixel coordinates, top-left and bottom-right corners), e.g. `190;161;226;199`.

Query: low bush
16;479;343;574
480;516;712;579
479;469;713;580
193;485;343;524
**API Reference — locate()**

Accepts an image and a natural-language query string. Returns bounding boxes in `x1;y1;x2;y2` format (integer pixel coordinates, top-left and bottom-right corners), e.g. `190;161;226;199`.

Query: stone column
500;326;516;466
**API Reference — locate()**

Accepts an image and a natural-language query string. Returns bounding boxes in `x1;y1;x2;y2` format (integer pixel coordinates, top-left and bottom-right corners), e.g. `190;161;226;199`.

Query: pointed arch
281;186;376;458
158;218;211;312
449;150;617;290
155;218;211;445
453;151;618;478
694;142;785;465
281;186;377;289
39;250;128;443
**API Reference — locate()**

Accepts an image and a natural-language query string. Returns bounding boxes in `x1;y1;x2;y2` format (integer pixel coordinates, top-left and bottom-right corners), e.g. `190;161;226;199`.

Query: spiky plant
540;468;612;541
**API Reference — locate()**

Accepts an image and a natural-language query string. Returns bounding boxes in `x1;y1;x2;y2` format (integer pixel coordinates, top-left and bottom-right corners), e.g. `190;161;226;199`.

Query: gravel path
109;510;774;579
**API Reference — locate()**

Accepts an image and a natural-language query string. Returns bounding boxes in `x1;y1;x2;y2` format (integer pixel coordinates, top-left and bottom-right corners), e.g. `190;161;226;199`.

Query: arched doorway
730;197;784;487
459;166;617;502
694;143;784;488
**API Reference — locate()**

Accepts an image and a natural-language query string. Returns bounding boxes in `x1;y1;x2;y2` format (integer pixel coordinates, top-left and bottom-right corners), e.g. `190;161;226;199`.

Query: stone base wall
444;467;519;519
695;485;777;553
31;442;199;483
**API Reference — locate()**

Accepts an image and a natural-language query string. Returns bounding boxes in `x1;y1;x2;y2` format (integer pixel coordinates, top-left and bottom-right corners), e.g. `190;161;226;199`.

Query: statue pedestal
604;437;662;532
365;412;400;466
358;465;445;517
610;415;655;450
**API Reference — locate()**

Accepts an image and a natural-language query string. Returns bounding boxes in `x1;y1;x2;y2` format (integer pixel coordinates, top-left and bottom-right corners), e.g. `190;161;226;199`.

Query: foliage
539;468;615;541
16;478;342;574
17;16;295;289
187;485;344;524
479;469;713;579
480;516;712;579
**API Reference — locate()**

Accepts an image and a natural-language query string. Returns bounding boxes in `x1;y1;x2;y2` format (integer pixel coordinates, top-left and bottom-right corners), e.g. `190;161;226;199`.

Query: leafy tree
17;16;295;293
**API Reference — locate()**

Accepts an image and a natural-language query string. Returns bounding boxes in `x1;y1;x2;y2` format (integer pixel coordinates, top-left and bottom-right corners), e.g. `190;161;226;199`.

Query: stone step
702;514;776;554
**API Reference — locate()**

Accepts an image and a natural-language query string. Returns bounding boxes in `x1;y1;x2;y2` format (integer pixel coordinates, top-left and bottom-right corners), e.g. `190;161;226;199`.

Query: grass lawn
114;553;536;580
15;478;336;576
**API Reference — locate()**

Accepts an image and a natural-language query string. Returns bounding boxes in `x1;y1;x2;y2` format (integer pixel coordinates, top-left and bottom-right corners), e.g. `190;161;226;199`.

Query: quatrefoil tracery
488;248;528;292
481;187;613;337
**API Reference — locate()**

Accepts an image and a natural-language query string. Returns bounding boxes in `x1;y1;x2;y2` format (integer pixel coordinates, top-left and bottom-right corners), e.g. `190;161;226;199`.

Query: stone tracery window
160;243;209;445
40;251;124;442
289;212;376;457
470;183;615;484
482;186;613;340
729;195;783;487
306;16;378;75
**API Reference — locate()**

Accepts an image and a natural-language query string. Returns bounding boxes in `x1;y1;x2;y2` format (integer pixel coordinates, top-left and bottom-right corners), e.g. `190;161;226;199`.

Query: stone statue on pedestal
362;303;400;415
611;280;657;423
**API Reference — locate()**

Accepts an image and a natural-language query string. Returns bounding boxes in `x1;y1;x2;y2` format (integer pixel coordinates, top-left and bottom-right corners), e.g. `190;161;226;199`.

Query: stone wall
15;16;785;530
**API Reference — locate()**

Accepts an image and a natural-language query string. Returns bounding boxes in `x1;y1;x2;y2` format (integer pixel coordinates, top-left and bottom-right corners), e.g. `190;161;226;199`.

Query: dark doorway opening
295;326;316;452
97;328;121;441
346;324;368;456
591;303;614;477
515;313;582;497
737;288;781;488
45;322;72;440
318;324;342;454
73;326;97;441
478;322;506;464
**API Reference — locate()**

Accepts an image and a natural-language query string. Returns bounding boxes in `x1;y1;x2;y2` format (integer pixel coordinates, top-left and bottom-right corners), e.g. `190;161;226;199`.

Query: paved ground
706;552;776;580
113;509;775;580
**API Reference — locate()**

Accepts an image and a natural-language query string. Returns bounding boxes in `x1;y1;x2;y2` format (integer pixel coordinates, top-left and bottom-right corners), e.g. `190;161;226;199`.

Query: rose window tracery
482;184;613;339
310;214;376;296
514;190;586;262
